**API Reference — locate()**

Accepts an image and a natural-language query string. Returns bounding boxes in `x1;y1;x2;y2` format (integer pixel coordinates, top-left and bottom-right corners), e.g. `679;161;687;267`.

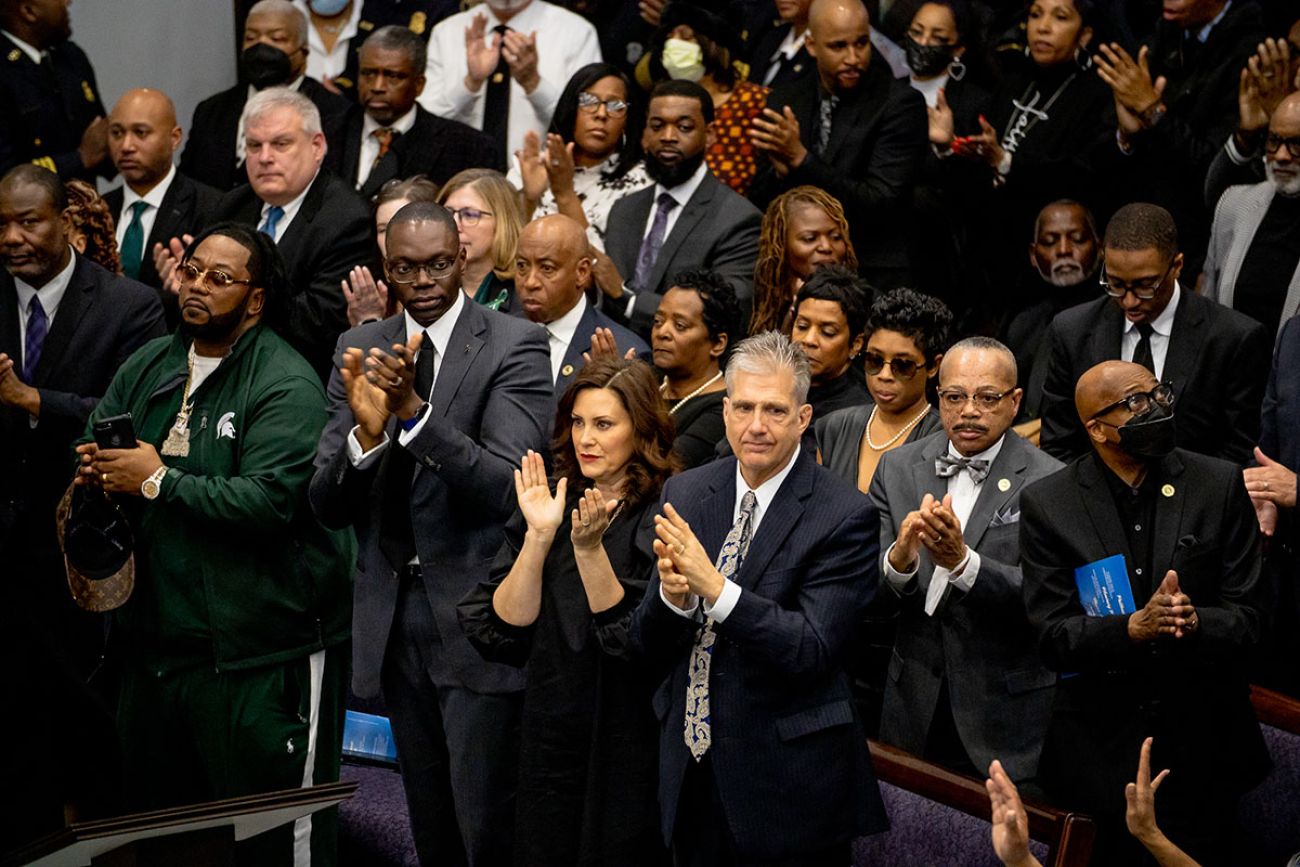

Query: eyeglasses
176;262;251;290
937;388;1014;411
385;258;457;283
1099;260;1174;301
577;92;629;116
863;351;923;380
446;207;493;227
1090;382;1175;420
1265;133;1300;157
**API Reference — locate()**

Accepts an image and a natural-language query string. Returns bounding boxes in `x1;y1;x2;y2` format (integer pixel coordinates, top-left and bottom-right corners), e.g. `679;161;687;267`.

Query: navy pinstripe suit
633;452;889;861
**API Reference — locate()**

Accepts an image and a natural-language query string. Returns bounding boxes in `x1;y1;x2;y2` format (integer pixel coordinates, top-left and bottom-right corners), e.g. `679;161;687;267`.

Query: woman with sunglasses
437;168;526;311
815;286;952;734
511;63;651;253
459;358;676;866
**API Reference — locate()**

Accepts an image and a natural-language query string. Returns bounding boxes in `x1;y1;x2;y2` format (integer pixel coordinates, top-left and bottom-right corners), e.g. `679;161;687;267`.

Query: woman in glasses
437;168;526;311
814;286;952;734
458;358;675;866
791;265;872;419
343;175;440;327
511;63;651;253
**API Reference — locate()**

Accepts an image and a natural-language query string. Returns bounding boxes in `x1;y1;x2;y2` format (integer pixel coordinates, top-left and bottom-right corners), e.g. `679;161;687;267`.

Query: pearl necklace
864;404;929;451
661;371;723;415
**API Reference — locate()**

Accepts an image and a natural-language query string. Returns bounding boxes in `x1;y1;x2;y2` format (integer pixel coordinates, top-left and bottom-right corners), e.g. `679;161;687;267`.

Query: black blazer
207;172;375;379
333;105;499;198
749;59;927;280
632;453;888;859
179;77;351;191
104;171;222;326
309;301;554;696
604;170;761;337
1020;449;1270;813
0;256;166;548
550;302;648;400
1039;290;1268;466
745;22;814;89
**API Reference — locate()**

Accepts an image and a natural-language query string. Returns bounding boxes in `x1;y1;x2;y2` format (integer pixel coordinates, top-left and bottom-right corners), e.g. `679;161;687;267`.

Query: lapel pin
1161;484;1175;498
561;364;574;377
997;478;1011;492
464;343;471;354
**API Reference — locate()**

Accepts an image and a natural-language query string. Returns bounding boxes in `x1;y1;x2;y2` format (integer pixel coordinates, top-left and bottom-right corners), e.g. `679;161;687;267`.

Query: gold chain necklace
661;371;723;415
864;404;929;451
160;347;197;457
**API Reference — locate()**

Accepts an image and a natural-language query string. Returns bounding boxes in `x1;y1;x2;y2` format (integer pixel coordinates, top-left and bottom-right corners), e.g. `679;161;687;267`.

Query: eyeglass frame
576;91;629;116
1089;381;1175;422
446;206;493;228
384;257;459;284
176;261;252;290
862;351;927;381
1098;258;1176;301
936;387;1016;411
1265;133;1300;158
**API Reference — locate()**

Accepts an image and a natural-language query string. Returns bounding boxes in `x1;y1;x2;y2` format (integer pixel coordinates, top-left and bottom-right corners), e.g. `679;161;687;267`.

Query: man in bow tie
869;336;1062;782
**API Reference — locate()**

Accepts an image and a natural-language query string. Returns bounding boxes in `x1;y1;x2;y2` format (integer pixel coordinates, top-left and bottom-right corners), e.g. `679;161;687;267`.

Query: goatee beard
645;148;706;189
179;303;249;344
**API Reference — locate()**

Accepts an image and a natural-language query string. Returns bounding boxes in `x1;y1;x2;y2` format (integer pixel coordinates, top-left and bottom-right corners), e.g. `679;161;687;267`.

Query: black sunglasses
863;351;925;381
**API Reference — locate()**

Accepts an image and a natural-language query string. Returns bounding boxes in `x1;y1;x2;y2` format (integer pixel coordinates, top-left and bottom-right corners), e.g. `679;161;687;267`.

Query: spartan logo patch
216;412;237;440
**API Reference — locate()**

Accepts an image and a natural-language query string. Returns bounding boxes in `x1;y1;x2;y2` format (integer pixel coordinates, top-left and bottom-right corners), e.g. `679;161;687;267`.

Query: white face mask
662;37;705;82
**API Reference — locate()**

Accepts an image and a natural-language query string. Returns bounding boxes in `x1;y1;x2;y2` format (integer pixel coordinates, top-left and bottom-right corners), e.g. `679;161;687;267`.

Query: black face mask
1117;403;1176;460
905;36;955;78
239;43;293;90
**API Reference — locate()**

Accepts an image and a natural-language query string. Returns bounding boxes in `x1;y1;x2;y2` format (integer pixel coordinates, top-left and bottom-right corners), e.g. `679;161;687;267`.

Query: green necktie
120;200;148;279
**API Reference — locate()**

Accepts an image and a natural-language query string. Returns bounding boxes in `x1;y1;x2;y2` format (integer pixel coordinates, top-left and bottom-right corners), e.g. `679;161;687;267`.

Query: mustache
952;423;988;432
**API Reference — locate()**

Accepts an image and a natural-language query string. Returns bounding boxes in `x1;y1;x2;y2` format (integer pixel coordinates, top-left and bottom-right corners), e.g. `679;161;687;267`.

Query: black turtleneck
1232;192;1300;338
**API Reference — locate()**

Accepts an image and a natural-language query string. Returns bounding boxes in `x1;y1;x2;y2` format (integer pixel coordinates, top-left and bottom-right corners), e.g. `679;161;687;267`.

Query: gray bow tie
935;453;990;483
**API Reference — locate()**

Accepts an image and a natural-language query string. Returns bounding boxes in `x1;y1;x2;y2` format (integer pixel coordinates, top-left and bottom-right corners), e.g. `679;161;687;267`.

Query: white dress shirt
293;0;363;82
418;0;602;158
542;294;587;381
15;250;76;350
1121;282;1181;381
258;170;317;242
114;164;177;250
660;447;801;621
346;288;466;467
1;29;41;63
883;435;1007;615
622;160;709;318
763;26;806;86
356;105;418;189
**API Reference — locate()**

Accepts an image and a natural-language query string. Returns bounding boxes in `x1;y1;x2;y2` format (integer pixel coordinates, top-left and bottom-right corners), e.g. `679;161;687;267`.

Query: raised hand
78;116;109;169
1124;737;1172;845
1243;446;1297;508
571;486;618;550
464;13;501;88
1128;570;1194;641
1096;44;1166;116
655;502;725;604
501;29;540;94
750;106;806;175
543;132;577;197
653;538;692;609
515;449;566;535
588;247;627;300
582;326;636;365
986;760;1039;867
928;88;956;147
342;265;389;327
1240;38;1294;134
516;130;549;209
341;347;389;450
954;115;1006;170
919;492;967;571
365;330;424;420
154;234;192;297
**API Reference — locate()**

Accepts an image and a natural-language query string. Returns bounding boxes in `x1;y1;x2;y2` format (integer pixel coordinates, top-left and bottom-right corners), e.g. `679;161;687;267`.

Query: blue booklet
1074;554;1134;616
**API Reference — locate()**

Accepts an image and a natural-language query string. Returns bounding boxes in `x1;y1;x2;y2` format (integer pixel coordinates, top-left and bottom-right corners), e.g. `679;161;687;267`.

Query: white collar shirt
293;0;363;81
542;293;587;381
763;26;806;85
15;249;76;351
1121;282;1181;381
2;29;42;63
114;164;177;248
357;105;418;189
258;170;317;242
642;159;708;242
1196;1;1231;42
404;286;464;398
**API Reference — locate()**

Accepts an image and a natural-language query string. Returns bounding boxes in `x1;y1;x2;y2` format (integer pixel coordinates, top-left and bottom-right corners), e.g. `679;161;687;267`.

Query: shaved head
111;88;177;127
1075;360;1158;423
515;214;592;324
807;0;872;93
522;213;588;260
809;0;869;32
108;88;183;192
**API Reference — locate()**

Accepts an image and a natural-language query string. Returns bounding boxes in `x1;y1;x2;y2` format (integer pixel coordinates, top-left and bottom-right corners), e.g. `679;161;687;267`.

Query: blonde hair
751;186;858;336
437;168;525;280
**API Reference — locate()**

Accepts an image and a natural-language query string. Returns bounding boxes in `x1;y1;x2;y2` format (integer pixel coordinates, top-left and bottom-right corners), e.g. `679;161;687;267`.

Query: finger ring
390;377;401;387
1263;72;1276;79
101;472;108;483
551;159;560;166
1264;481;1270;491
674;544;685;555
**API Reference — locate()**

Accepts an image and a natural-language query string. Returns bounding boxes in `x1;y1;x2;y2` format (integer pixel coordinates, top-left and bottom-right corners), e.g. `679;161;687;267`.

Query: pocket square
990;507;1020;528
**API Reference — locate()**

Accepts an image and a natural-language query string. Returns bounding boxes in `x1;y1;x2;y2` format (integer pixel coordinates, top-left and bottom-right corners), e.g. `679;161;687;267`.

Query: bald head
809;0;869;32
1075;360;1158;423
807;0;872;93
515;214;592;324
108;89;182;193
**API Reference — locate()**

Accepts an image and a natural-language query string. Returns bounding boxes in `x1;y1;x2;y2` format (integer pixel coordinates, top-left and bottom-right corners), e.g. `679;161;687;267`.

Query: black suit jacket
632;453;887;858
0;34;108;180
208;171;374;379
179;77;351;191
309;301;553;696
1039;290;1268;465
1020;449;1270;814
549;301;648;399
745;23;814;89
104;171;222;326
604;170;761;337
749;59;927;281
333;104;498;197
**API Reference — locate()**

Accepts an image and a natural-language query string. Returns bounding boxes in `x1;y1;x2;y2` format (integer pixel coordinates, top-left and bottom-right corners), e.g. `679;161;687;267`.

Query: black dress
458;500;667;867
667;389;725;470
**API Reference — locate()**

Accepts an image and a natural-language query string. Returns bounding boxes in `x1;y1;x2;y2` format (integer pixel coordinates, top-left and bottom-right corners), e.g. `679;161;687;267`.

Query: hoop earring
949;57;966;81
1075;45;1093;70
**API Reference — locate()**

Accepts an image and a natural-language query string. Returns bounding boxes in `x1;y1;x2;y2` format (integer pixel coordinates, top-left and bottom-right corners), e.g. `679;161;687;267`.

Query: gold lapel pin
561;364;574;377
1161;484;1175;498
997;478;1011;492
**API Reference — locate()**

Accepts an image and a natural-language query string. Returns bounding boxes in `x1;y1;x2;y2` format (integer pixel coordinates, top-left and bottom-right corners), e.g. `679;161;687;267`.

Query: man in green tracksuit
76;222;354;867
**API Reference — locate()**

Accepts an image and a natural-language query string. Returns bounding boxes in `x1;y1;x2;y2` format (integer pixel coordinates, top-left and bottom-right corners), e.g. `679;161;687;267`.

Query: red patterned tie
371;128;396;169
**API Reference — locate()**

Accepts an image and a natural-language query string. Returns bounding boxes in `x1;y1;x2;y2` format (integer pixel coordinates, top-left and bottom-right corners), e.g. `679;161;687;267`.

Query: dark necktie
934;453;991;483
260;205;284;239
23;296;48;383
1132;323;1155;375
482;25;512;159
684;490;757;760
371;127;397;169
816;94;837;157
633;192;678;289
379;333;436;570
120;200;148;279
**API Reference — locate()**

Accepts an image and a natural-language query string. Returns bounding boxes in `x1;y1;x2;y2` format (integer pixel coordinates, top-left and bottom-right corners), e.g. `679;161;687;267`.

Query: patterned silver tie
684;490;758;760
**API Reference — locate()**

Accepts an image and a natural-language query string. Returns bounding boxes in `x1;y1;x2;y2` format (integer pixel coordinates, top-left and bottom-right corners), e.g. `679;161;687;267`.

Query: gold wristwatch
141;466;168;500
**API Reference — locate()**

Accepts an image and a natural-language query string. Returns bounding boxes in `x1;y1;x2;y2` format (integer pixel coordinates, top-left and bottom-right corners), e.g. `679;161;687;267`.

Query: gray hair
242;86;322;137
940;336;1018;384
362;25;428;72
725;330;812;405
247;0;308;47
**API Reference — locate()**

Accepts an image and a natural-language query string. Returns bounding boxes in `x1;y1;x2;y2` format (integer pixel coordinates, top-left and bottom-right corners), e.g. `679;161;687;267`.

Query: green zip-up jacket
82;324;354;675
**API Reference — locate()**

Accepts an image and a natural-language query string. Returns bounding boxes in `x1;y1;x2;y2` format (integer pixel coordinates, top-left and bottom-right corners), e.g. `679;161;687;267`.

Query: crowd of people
2;0;1299;865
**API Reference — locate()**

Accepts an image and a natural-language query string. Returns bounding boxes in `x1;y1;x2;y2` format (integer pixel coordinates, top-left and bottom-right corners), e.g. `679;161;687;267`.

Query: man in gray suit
1203;91;1300;341
870;337;1061;781
310;202;553;866
594;80;762;337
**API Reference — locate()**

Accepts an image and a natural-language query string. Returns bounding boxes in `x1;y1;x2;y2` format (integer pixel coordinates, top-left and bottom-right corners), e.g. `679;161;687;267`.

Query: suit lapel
554;302;596;394
736;453;812;589
964;435;1030;550
691;460;737;571
34;257;92;384
1162;289;1205;389
1091;299;1124;364
276;173;329;254
823;68;884;164
1075;455;1139;593
614;187;655;278
1151;451;1188;586
646;175;718;293
429;301;484;419
341;112;365;188
148;172;191;252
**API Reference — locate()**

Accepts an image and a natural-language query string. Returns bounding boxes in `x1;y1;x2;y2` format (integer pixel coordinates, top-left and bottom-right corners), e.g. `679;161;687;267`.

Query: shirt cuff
347;426;389;468
703;579;741;623
883;541;919;594
659;583;699;617
623;290;637;319
524;77;559;117
1225;134;1252;166
938;548;981;594
397;404;431;446
1116;129;1135;156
